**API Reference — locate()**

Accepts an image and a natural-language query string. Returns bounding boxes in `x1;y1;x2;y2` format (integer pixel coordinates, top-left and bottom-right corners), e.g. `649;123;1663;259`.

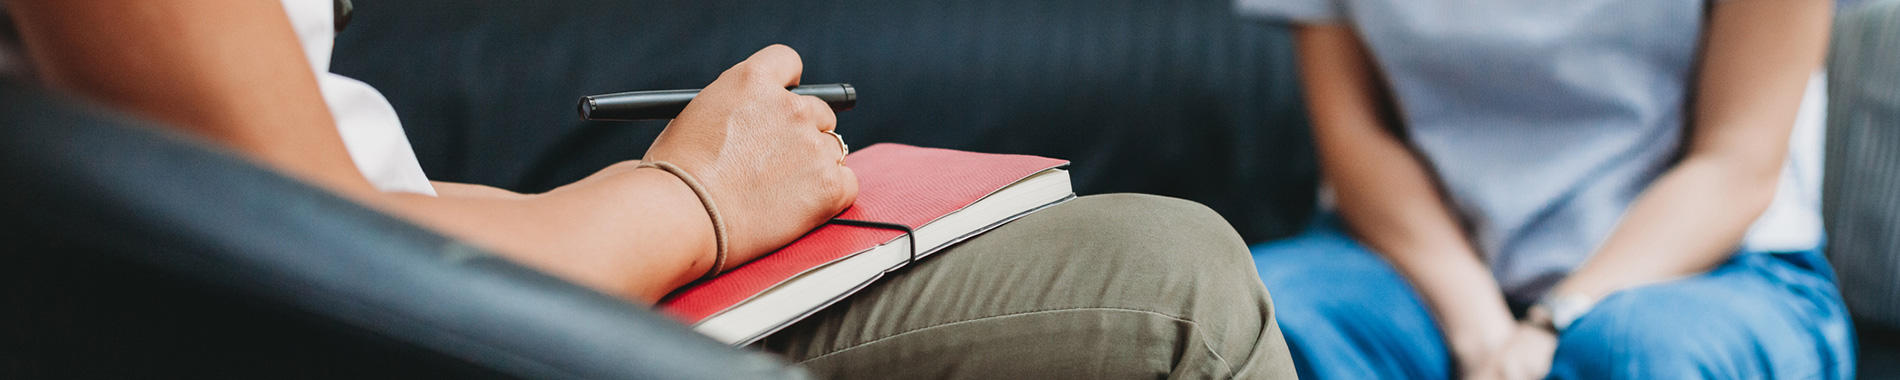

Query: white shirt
280;0;437;195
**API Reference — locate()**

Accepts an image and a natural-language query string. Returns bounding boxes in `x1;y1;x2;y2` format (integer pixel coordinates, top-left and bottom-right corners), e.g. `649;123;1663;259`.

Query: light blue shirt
1237;0;1825;303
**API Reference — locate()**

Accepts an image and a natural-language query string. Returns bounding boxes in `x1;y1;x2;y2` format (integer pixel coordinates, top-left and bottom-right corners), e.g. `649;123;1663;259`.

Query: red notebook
658;143;1073;345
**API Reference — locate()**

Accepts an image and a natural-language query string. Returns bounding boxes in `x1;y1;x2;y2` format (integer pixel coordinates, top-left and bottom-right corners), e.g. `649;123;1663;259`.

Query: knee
1035;194;1292;377
1049;194;1262;306
1550;285;1777;379
1062;193;1244;244
1049;194;1255;275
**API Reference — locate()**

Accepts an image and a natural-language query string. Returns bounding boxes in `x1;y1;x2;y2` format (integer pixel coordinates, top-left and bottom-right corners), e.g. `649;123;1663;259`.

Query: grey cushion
1823;0;1900;331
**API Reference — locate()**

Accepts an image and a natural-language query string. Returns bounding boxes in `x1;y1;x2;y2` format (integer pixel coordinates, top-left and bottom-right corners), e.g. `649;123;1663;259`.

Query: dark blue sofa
329;0;1319;244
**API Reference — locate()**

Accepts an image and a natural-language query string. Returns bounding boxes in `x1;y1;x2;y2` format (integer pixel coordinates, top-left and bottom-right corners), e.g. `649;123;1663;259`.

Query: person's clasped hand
642;45;860;270
1465;323;1559;380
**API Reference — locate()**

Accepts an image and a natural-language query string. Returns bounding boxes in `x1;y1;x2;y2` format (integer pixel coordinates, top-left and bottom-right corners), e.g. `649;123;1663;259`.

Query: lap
1551;250;1856;380
1252;216;1854;380
1249;216;1451;380
758;194;1296;380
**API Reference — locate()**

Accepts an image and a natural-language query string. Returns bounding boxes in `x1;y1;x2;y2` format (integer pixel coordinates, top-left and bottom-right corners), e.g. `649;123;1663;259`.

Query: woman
5;1;1296;378
1240;0;1853;378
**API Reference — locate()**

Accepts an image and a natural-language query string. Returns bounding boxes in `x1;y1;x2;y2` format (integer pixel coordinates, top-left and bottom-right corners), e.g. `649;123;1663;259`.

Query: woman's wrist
616;167;720;294
1424;287;1516;370
1375;244;1517;368
636;161;729;282
1447;316;1514;360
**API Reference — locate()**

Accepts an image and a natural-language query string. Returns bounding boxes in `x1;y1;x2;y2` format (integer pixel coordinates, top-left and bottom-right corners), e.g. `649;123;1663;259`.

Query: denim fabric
1251;216;1857;380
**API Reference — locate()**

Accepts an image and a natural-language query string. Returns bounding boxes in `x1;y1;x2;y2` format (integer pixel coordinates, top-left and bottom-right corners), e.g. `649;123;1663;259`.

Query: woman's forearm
1552;157;1782;299
8;0;719;302
1551;0;1831;301
413;175;722;301
1295;25;1516;361
391;170;717;302
1323;106;1516;365
1319;101;1513;360
431;181;535;200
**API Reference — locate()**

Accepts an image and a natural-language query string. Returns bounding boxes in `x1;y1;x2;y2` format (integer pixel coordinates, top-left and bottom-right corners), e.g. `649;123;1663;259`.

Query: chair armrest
0;81;805;380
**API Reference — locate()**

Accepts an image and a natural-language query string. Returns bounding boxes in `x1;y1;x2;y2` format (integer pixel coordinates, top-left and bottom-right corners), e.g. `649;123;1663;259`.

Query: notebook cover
657;143;1068;323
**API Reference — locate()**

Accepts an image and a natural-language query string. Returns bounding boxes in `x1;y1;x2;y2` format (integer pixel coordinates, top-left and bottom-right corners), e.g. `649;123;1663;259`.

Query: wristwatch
1528;293;1596;334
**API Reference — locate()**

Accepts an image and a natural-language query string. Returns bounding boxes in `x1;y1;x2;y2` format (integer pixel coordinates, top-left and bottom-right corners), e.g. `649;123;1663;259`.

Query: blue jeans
1251;216;1857;379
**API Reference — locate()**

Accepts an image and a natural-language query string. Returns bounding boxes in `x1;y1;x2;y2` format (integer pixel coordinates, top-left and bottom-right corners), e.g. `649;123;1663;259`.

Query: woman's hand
1465;324;1558;380
642;45;860;271
1449;322;1517;377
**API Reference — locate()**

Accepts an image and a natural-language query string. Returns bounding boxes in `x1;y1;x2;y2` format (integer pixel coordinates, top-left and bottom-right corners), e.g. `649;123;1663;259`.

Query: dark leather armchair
0;82;806;379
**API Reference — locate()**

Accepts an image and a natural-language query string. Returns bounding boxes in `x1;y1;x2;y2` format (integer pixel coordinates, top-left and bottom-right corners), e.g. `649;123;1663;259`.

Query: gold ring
824;130;848;165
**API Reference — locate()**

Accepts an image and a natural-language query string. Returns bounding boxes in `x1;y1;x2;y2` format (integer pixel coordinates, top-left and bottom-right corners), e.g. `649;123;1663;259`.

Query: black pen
578;83;856;121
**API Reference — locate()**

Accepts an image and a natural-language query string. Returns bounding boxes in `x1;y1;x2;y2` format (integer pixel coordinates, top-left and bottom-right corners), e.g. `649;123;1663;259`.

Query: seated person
4;0;1295;378
1240;0;1854;378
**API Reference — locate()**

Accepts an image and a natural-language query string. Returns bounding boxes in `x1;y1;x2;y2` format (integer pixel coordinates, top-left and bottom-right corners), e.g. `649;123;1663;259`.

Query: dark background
331;0;1319;243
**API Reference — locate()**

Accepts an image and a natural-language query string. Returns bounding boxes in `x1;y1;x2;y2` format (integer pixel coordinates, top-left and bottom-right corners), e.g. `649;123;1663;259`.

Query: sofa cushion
1823;0;1900;332
330;0;1317;243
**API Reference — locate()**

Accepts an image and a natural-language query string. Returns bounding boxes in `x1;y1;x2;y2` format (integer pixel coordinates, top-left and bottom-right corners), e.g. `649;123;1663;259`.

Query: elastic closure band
639;161;728;281
826;219;917;270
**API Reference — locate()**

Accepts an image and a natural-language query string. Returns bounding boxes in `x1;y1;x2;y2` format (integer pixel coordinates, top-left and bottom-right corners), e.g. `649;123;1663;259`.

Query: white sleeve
321;73;438;196
282;0;437;196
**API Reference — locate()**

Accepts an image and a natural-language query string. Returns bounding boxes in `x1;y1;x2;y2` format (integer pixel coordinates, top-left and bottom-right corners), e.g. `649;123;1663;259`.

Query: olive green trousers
758;194;1296;379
